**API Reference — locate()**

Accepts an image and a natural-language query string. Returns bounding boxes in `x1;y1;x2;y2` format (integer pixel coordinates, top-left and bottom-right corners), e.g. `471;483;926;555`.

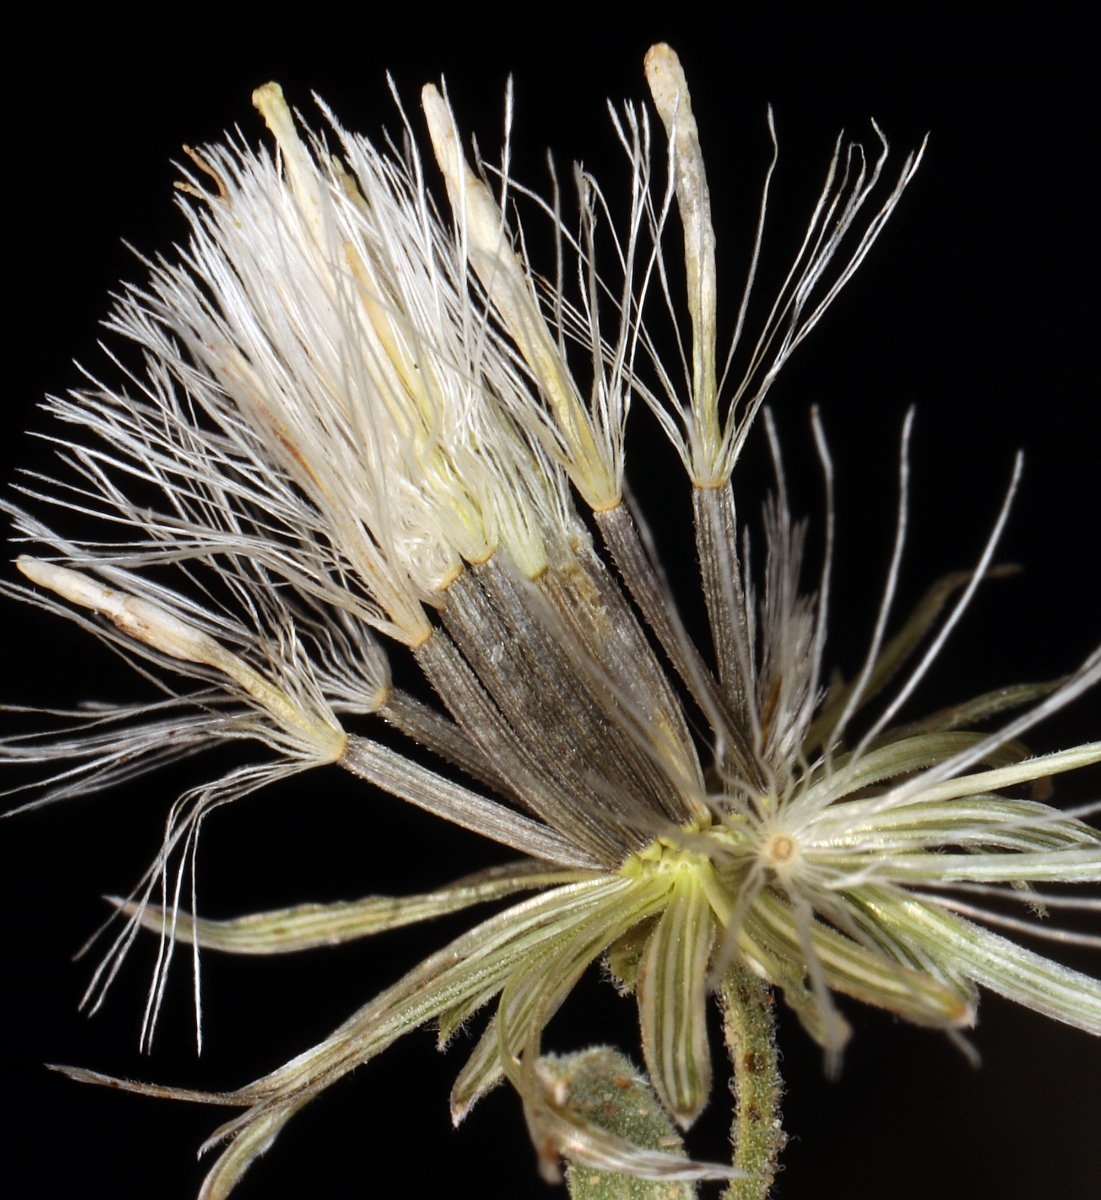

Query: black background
2;9;1098;1199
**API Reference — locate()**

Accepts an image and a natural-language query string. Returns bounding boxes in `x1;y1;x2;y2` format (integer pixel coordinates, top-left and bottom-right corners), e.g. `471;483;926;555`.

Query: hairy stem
720;962;786;1200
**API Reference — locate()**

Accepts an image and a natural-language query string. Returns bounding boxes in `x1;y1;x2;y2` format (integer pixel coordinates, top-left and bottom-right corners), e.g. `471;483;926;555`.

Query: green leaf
747;888;974;1028
858;889;1101;1035
540;1048;699;1200
637;868;715;1126
110;861;594;953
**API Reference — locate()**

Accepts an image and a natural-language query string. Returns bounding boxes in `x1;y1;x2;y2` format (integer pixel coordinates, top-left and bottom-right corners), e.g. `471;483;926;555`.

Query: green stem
719;962;786;1200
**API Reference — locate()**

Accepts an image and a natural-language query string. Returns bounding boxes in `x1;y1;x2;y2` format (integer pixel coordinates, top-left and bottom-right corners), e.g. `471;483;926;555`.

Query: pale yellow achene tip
17;556;211;664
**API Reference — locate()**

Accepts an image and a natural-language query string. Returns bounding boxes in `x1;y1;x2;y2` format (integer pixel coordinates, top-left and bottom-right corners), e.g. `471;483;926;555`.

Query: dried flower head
4;43;1099;1200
